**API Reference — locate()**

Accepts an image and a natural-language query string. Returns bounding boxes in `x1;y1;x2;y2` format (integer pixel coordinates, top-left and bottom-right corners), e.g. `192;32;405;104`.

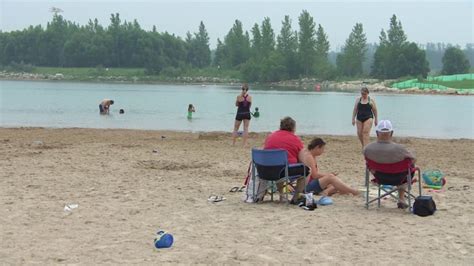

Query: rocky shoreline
1;71;471;95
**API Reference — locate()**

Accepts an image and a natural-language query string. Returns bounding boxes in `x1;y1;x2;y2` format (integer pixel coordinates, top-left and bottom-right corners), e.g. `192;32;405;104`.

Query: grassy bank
27;66;241;82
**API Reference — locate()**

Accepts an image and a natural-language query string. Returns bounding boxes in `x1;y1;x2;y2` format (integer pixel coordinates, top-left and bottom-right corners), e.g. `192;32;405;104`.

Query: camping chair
365;158;422;212
251;148;307;202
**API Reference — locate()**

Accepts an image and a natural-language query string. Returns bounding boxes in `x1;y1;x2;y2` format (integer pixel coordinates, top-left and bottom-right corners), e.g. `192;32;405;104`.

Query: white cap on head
376;120;393;132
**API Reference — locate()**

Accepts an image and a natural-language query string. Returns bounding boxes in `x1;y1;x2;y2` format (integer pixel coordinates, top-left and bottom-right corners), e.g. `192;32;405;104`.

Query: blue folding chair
251;148;307;202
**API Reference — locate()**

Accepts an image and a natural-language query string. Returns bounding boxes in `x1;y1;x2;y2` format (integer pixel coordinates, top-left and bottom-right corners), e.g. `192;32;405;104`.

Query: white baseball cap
376;120;393;132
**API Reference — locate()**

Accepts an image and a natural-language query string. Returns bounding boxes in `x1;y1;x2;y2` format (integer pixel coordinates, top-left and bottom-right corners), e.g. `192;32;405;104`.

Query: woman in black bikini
352;87;378;148
232;83;252;146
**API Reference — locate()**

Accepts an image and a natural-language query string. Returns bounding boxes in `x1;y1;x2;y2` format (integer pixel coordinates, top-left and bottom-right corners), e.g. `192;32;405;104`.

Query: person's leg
318;174;359;195
361;118;373;147
242;119;250;146
355;120;364;147
321;184;336;196
232;120;242;145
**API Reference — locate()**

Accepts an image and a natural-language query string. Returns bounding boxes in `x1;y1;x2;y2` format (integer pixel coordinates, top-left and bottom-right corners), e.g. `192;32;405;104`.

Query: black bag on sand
413;195;436;217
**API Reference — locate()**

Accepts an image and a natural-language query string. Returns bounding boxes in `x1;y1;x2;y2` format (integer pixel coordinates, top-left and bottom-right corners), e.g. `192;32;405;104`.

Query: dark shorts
99;104;104;113
374;171;413;186
306;179;324;194
236;112;251;121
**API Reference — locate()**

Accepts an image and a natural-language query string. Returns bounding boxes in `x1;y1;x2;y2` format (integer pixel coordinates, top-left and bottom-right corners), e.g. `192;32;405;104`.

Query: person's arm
352;98;359;126
371;98;378;126
300;151;328;180
401;145;416;163
235;96;240;107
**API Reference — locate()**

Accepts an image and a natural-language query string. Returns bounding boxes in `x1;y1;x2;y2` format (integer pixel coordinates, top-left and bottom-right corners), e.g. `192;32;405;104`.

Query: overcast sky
1;0;472;50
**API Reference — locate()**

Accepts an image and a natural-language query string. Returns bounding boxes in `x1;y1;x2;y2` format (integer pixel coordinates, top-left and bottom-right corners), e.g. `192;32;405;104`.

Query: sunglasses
242;88;248;91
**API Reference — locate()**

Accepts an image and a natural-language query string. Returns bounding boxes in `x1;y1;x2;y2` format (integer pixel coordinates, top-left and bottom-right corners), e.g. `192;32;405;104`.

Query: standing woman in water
232;83;252;146
352;87;378;148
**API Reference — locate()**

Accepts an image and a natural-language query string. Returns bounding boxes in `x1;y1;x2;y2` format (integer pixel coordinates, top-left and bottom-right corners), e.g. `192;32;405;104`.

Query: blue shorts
306;179;324;194
99;104;104;113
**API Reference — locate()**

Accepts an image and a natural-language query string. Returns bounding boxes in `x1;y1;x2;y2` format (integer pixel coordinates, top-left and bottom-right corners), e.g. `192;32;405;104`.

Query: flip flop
208;195;226;202
448;185;470;191
317;196;333;206
299;203;316;211
229;187;239;192
238;186;246;192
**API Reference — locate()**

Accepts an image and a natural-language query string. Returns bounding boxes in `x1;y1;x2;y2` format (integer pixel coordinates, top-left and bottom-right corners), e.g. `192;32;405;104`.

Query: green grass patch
31;67;146;77
427;79;474;89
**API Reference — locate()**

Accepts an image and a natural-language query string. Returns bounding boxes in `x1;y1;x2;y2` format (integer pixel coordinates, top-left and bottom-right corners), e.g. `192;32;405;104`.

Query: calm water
0;80;473;139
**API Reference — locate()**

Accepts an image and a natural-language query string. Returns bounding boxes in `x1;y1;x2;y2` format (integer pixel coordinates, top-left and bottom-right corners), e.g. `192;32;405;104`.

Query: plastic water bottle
154;231;174;249
305;192;314;207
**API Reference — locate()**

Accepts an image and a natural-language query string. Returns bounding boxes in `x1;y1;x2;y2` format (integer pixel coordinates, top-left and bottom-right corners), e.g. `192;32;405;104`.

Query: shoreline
1;126;472;141
2;71;473;96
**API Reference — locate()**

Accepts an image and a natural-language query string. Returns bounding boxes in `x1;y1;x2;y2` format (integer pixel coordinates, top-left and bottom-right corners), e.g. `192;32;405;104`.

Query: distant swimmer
187;104;195;119
232;83;252;146
99;99;114;115
119;109;125;114
352;87;378;148
251;107;260;118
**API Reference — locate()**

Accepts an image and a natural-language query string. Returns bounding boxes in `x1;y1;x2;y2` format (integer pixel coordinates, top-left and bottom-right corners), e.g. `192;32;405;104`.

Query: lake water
0;80;473;139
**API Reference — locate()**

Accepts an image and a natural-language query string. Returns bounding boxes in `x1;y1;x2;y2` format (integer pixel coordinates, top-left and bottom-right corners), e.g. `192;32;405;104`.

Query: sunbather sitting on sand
301;137;359;196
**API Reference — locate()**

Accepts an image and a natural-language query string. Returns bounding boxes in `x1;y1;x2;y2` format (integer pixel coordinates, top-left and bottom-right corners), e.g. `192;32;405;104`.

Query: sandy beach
0;127;473;264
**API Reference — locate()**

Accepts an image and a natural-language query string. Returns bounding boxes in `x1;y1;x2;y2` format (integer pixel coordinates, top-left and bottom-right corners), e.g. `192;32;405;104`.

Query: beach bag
242;164;267;203
422;169;446;189
413;196;436;217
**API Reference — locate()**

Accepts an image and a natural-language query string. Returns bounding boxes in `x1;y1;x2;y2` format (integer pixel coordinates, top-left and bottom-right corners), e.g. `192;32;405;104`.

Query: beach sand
0;128;473;264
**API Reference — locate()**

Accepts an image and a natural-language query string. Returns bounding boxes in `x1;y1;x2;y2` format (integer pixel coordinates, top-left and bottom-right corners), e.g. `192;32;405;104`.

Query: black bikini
356;96;373;122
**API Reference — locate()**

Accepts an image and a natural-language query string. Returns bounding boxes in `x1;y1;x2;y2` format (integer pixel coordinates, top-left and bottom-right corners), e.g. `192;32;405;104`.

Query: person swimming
251;107;260;118
187;104;195;119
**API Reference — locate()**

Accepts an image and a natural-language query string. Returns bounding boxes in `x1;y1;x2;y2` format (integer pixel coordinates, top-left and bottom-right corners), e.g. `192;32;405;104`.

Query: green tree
371;14;429;79
221;20;251;68
277;15;298;79
314;24;330;76
442;46;471;74
260;17;275;58
298;10;317;76
185;21;211;68
336;23;367;76
250;23;262;59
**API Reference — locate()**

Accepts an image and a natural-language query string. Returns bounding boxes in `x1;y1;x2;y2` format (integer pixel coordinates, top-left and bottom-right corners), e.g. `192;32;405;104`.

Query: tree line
0;11;471;81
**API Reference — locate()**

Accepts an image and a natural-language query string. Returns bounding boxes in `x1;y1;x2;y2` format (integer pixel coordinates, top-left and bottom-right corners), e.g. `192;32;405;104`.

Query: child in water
251;107;260;118
187;104;195;119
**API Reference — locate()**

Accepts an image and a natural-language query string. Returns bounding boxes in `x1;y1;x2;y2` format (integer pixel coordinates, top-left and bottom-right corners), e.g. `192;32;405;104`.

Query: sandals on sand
291;197;317;211
208;195;226;202
447;185;470;191
229;186;245;193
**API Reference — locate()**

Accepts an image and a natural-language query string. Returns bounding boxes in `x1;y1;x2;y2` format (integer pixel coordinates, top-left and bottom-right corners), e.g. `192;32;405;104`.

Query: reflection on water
0;80;473;139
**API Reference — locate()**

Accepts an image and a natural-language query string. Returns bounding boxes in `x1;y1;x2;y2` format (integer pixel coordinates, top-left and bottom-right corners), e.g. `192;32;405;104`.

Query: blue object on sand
154;231;174;249
317;196;333;206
